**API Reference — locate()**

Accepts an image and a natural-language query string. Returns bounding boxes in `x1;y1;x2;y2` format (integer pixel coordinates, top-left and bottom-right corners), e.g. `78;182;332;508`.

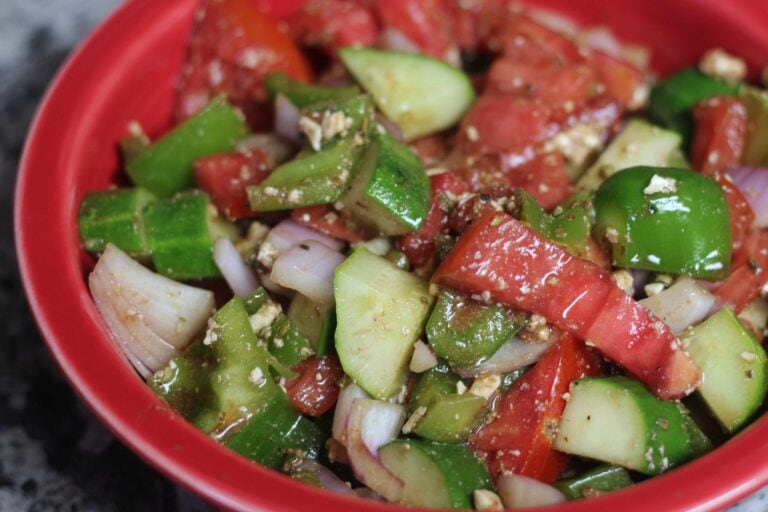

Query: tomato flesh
691;96;747;176
284;354;344;417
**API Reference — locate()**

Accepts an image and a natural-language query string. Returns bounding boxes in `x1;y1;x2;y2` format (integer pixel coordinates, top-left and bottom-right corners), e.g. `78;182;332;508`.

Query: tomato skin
691;96;748;176
716;174;755;254
288;0;379;53
284;354;344;417
433;213;701;399
194;150;272;220
589;50;647;110
396;172;470;268
291;205;366;243
176;0;312;129
472;333;601;482
714;230;768;313
375;0;458;63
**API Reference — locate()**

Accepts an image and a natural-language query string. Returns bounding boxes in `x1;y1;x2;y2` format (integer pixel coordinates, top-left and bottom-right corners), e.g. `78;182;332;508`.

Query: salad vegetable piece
77;0;768;507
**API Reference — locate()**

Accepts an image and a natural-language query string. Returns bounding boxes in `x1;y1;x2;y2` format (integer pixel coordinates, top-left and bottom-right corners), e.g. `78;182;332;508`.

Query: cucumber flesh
555;376;709;475
413;393;487;442
681;308;768;432
335;248;434;398
379;439;492;509
339;48;475;141
578;119;681;190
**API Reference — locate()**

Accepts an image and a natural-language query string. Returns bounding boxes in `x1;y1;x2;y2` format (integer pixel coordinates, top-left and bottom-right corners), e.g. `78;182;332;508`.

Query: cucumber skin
334;248;434;399
682;307;768;432
380;439;492;509
554;465;633;500
557;376;708;475
339;48;475;141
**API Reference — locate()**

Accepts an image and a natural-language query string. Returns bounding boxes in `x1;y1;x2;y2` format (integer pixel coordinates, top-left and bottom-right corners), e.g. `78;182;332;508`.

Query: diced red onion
89;244;214;377
454;338;553;379
274;94;303;144
266;220;344;254
631;269;653;294
236;133;294;166
380;28;420;54
726;167;768;228
291;459;357;497
270;240;346;304
497;473;567;509
214;237;259;298
345;398;406;502
409;341;438;373
640;276;715;334
375;113;405;142
333;384;370;445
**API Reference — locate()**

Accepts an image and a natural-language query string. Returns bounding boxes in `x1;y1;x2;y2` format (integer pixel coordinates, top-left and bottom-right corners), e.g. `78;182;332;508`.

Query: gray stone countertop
1;1;766;511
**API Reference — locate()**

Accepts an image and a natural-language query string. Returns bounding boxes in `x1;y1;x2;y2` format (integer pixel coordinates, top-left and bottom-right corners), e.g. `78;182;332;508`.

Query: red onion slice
375;113;405;142
270;240;346;305
640;276;715;334
454;338;553;379
266;220;344;255
333;383;370;445
214;237;259;297
275;94;303;144
236;133;294;166
497;473;567;508
726;166;768;228
345;398;406;502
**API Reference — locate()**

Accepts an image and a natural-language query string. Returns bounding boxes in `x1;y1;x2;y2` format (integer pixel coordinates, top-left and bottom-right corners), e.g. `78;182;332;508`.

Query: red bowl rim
14;0;768;511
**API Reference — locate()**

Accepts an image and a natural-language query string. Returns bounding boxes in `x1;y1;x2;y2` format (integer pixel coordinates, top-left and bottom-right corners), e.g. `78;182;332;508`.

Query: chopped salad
78;0;768;508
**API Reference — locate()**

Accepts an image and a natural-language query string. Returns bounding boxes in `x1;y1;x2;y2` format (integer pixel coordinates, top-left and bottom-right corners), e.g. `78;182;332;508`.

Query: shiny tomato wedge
499;14;584;65
291;205;366;243
691;96;748;176
589;50;647;110
396;172;470;267
194;150;272;220
284;354;344;417
432;213;701;399
472;333;601;483
176;0;312;129
288;0;379;54
716;173;755;254
375;0;458;63
714;229;768;313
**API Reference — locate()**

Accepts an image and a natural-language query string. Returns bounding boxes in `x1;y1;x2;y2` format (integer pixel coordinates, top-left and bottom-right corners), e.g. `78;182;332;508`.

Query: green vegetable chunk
143;191;237;279
517;190;593;257
593;166;731;279
127;97;249;197
287;294;335;357
379;439;492;509
740;86;768;166
409;365;461;413
648;67;739;145
426;290;522;367
339;48;475;141
413;393;487;443
342;132;430;235
335;248;433;398
554;465;633;500
78;187;155;258
265;71;361;108
555;376;710;475
681;308;768;432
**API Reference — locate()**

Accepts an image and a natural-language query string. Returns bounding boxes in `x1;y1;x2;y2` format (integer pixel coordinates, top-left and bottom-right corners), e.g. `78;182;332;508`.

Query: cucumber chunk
265;71;360;108
413;393;487;442
681;308;768;432
554;465;633;500
379;439;492;509
339;48;475;141
335;248;433;398
341;132;430;235
555;376;710;475
740;86;768;166
577;119;681;190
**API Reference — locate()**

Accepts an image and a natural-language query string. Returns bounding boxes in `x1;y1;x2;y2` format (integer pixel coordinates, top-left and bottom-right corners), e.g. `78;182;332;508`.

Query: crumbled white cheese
466;125;479;142
469;374;502;400
402;406;427;434
699;48;747;84
256;241;279;269
612;270;635;295
321;110;350;140
605;227;620;244
643;175;677;195
644;282;665;297
456;381;468;395
299;116;323;151
202;317;220;345
473;489;504;511
248;367;265;385
248;301;281;337
542;121;604;166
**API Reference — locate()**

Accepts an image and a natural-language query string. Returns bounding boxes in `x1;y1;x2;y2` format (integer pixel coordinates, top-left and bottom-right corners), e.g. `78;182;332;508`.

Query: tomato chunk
284;354;344;417
177;0;312;129
590;50;647;110
472;333;601;482
288;0;379;54
432;213;701;399
691;96;747;176
716;174;755;254
291;205;366;243
194;150;272;220
714;229;768;313
375;0;458;64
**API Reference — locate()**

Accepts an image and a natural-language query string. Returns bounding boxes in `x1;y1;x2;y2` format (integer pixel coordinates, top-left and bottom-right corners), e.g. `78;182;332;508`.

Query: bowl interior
15;0;768;511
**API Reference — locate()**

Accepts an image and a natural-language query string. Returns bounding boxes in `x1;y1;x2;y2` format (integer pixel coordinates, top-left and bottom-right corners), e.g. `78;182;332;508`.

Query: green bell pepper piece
517;190;592;257
409;365;460;414
287;293;335;357
265;71;361;108
413;393;487;442
593;166;731;279
648;67;739;146
143;191;238;279
426;290;523;367
127;96;249;197
555;465;633;499
78;187;155;258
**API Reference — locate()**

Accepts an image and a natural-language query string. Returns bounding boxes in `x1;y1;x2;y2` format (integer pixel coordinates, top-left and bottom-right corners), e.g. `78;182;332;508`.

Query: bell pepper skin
516;190;592;257
128;97;249;197
554;465;633;500
593;166;731;279
432;213;701;400
78;188;155;258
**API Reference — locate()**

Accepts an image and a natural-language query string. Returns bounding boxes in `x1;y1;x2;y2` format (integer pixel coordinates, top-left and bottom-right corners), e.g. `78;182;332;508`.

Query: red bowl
15;0;768;510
